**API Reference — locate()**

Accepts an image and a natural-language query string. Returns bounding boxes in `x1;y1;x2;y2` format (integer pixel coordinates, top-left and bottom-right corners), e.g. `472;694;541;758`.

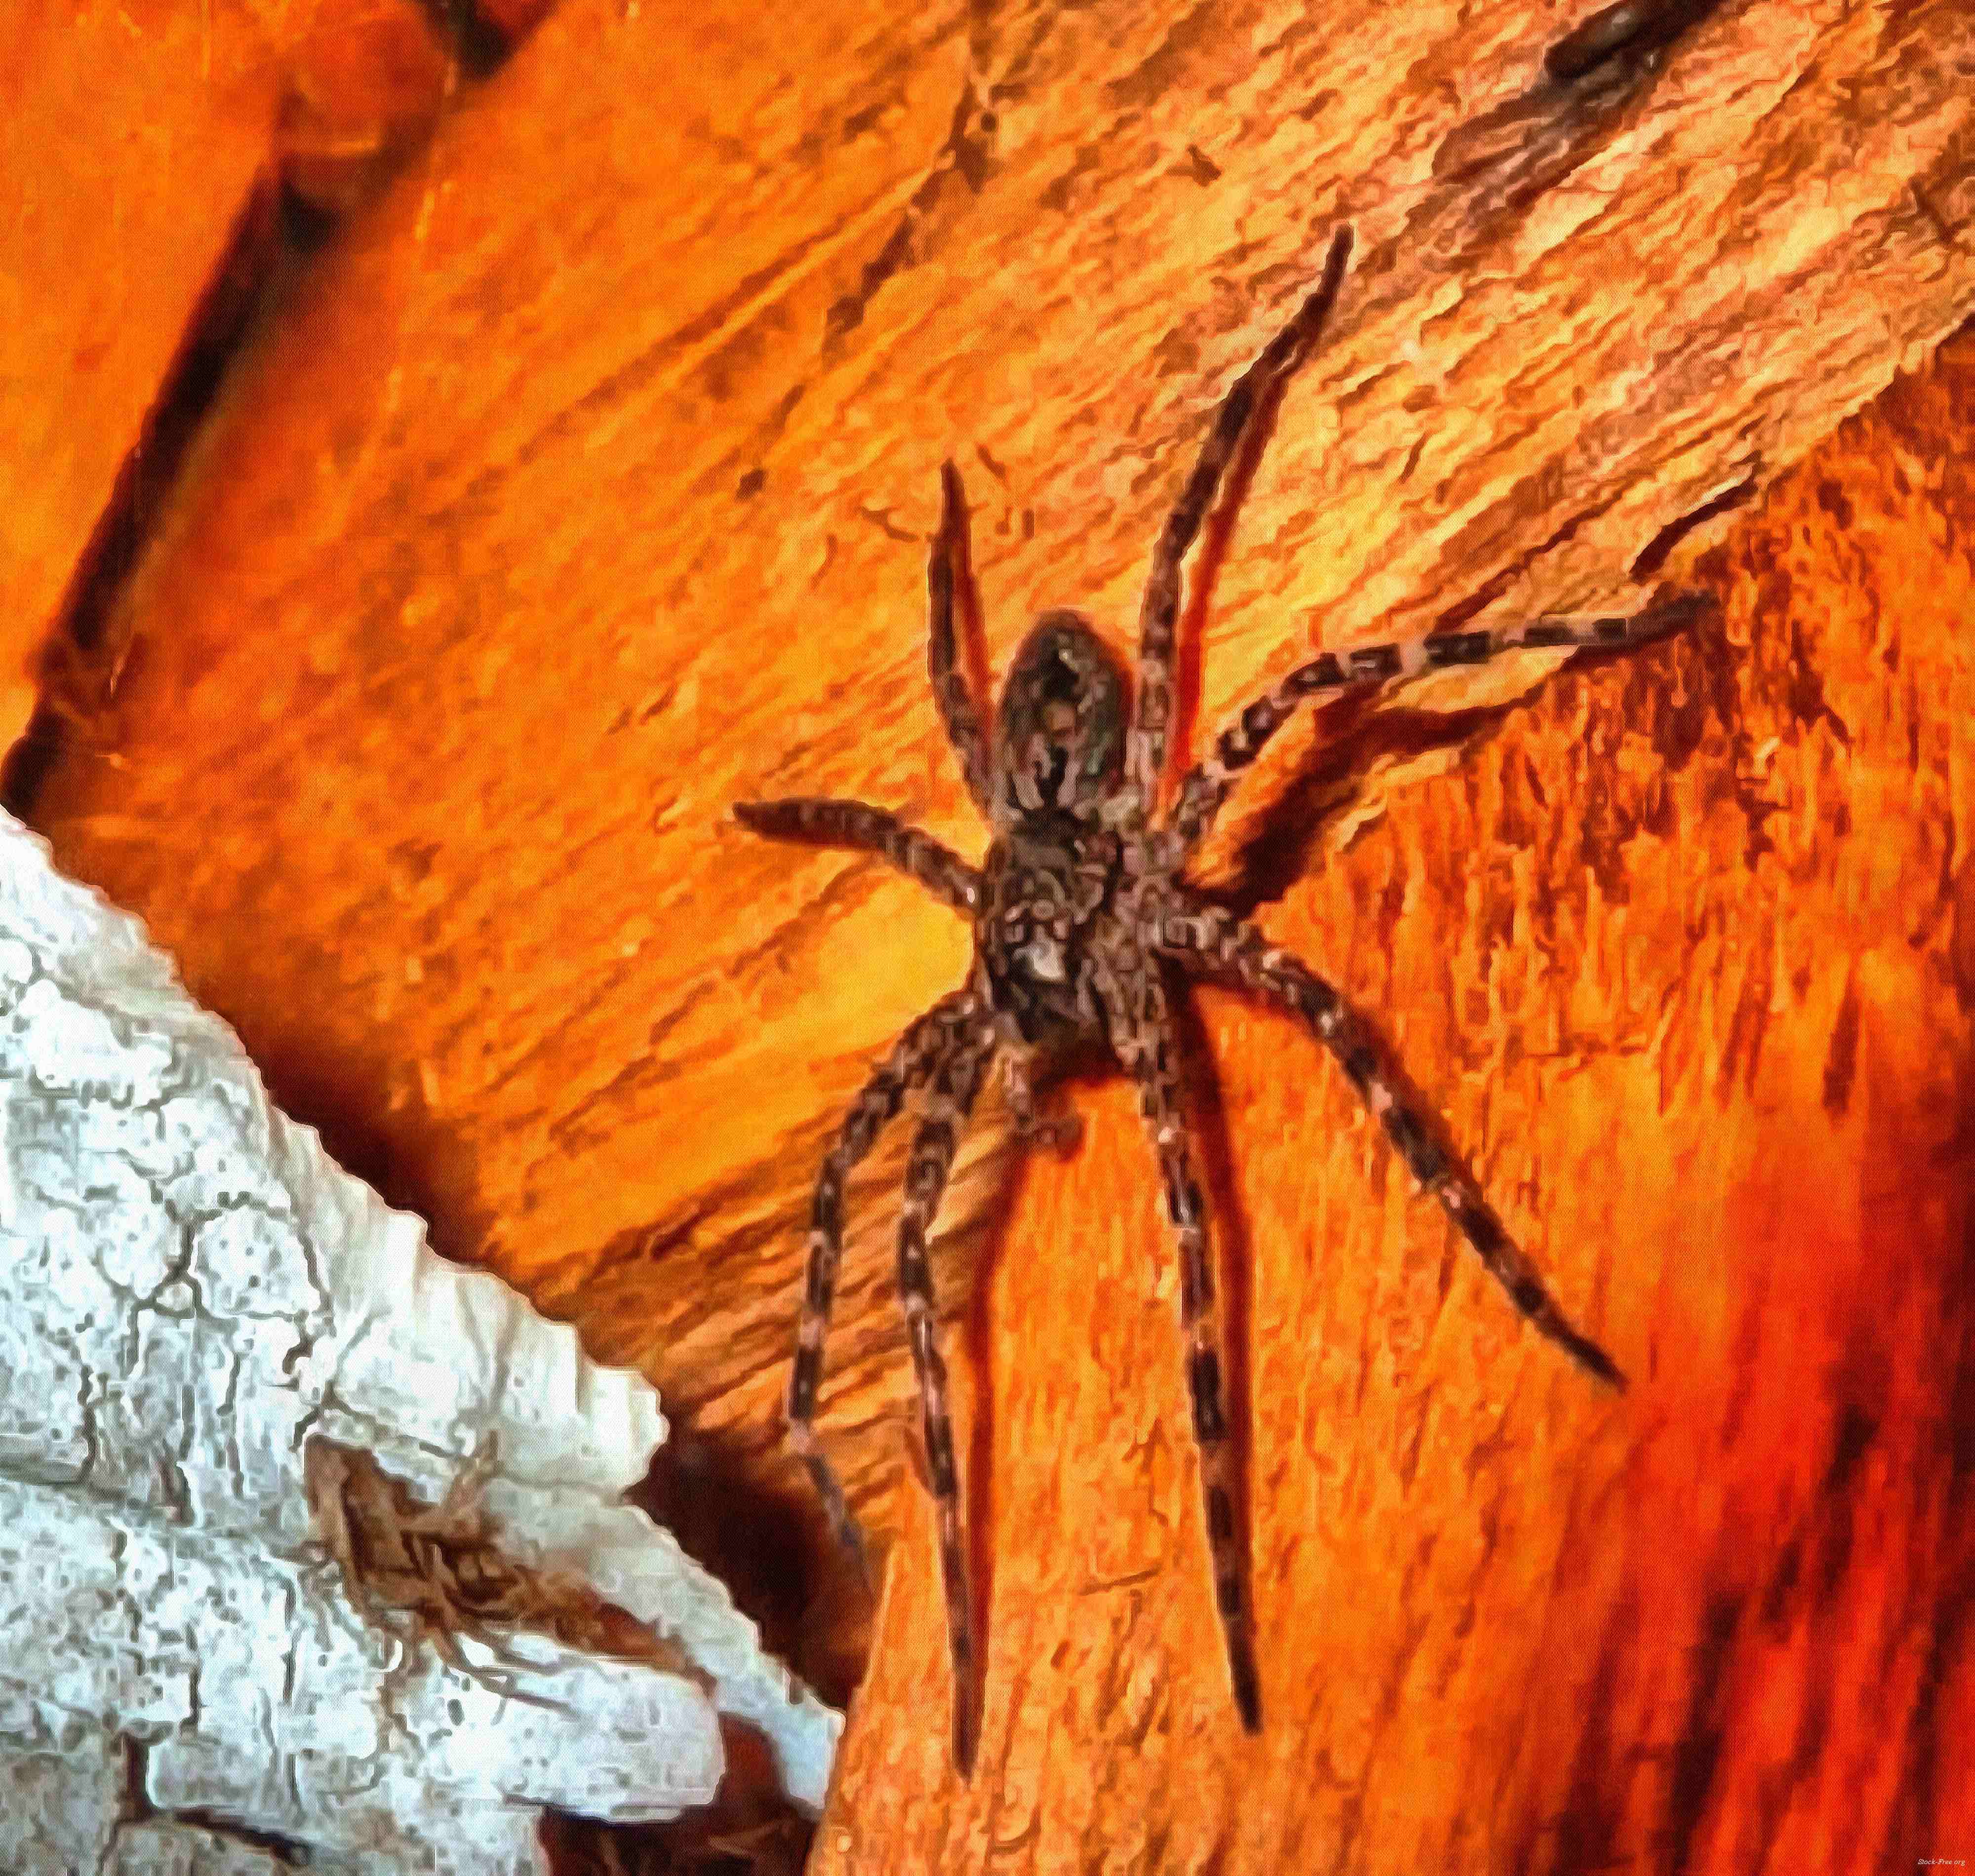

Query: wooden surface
9;0;1975;1866
0;0;481;777
1;0;279;755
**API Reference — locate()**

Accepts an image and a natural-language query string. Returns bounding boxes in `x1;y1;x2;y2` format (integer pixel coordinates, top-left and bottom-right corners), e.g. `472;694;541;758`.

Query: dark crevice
632;1422;861;1710
1630;467;1762;581
116;1737;310;1867
412;0;512;76
1;169;283;818
1544;0;1722;86
278;179;343;256
62;174;279;659
541;1717;815;1875
161;1808;311;1867
118;1735;153;1824
2;0;536;823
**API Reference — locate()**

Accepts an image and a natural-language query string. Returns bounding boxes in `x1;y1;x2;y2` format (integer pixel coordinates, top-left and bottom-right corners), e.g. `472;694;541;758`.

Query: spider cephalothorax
979;616;1129;1044
734;223;1701;1774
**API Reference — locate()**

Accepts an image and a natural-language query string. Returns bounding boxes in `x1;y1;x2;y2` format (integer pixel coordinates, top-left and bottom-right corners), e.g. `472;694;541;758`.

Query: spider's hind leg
786;989;985;1584
1097;955;1263;1732
1157;902;1624;1385
893;1031;996;1775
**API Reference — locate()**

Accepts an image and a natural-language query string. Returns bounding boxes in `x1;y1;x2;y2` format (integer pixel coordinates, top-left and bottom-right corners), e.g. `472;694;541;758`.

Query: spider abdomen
978;818;1120;1045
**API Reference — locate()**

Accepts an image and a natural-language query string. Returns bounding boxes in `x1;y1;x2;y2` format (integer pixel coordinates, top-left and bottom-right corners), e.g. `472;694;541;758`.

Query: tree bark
9;0;1975;1865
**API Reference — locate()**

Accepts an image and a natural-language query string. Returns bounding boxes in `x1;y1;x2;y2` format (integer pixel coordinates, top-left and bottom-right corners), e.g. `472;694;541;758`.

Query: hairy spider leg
929;459;996;815
1166;594;1707;856
786;990;987;1580
1094;950;1263;1730
895;1029;997;1776
732;797;982;915
1126;224;1356;818
1154;900;1624;1385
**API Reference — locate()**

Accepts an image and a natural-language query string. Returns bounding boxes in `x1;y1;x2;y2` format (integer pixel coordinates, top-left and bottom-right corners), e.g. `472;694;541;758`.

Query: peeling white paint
0;812;839;1874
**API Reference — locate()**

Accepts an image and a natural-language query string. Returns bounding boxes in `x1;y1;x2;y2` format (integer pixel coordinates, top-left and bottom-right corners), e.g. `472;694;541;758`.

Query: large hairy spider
736;224;1700;1773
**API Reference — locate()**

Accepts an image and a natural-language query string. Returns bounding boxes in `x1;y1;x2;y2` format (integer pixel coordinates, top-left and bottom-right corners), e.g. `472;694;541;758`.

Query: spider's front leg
786;989;985;1580
733;797;981;914
928;459;996;817
1152;898;1624;1384
893;1028;997;1776
1163;594;1708;859
1126;224;1355;819
1093;943;1262;1731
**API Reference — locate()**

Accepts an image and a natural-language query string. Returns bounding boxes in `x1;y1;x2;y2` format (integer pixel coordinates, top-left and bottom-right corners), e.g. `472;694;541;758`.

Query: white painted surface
0;813;838;1874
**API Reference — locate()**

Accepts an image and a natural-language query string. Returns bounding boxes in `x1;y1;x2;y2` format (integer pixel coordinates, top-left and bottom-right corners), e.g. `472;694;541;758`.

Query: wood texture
0;0;468;772
1;0;278;754
10;0;1975;1861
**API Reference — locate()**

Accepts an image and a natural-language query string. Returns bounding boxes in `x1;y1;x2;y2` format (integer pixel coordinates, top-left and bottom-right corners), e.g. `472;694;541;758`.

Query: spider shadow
1164;292;1318;783
959;1024;1268;1742
1206;689;1506;918
1206;621;1703;921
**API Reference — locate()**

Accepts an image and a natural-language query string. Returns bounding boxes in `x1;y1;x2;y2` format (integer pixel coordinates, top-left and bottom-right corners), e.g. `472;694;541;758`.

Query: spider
735;223;1701;1774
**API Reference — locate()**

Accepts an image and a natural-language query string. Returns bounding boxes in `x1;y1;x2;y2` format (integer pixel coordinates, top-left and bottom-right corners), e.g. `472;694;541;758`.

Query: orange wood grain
0;0;457;768
0;0;278;751
9;0;1975;1860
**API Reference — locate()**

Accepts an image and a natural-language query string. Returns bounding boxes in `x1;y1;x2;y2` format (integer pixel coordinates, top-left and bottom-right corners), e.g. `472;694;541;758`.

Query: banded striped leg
929;460;995;815
1126;224;1355;815
1154;901;1624;1385
787;990;984;1579
733;797;982;914
1096;956;1262;1730
895;1032;995;1774
1166;593;1707;857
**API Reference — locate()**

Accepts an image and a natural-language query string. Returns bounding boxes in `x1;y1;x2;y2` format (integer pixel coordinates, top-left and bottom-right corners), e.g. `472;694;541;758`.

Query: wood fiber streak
12;0;1975;1852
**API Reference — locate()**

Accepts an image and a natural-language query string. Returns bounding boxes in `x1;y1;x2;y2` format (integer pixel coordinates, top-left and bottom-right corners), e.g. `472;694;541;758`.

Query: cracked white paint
0;812;840;1874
